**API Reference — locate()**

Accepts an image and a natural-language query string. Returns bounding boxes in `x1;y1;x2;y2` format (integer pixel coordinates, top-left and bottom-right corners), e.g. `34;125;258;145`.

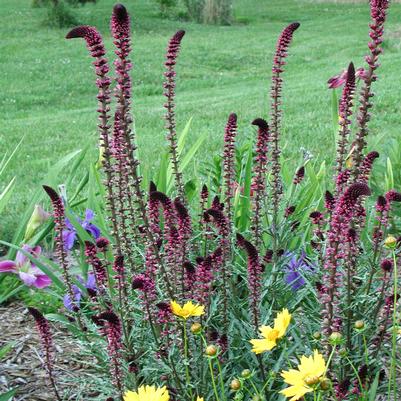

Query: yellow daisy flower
124;385;169;401
280;350;326;401
170;300;205;320
250;309;291;354
196;397;204;401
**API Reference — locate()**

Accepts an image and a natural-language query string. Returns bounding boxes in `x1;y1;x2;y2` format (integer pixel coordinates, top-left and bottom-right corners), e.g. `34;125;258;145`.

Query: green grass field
1;0;401;240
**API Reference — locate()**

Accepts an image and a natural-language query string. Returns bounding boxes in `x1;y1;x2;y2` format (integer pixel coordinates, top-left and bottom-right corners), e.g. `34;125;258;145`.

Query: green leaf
368;371;380;401
8;149;83;259
0;137;23;177
331;89;339;146
156;152;169;194
0;388;17;401
45;313;81;335
0;342;15;359
385;157;394;191
0;177;16;215
238;147;253;231
0;284;25;305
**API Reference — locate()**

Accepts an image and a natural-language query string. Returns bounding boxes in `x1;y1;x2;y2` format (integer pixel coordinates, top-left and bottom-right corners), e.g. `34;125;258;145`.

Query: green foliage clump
42;1;79;28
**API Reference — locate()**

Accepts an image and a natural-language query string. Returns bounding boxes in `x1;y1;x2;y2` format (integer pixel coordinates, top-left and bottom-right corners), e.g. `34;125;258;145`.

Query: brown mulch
0;303;97;401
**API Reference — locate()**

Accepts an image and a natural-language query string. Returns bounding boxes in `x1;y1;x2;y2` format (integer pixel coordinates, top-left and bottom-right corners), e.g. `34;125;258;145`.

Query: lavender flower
62;209;101;250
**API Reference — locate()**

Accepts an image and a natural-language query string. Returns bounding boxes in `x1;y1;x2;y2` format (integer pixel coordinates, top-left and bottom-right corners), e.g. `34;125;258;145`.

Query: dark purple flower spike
321;183;371;340
43;186;75;308
270;22;300;223
164;30;186;200
28;307;61;401
353;0;390;177
66;26;123;254
251;118;269;247
237;233;262;330
94;311;123;397
222;113;238;227
335;62;356;194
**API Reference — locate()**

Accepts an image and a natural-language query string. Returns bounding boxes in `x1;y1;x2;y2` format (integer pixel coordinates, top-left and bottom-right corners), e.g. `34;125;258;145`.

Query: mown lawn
1;0;401;240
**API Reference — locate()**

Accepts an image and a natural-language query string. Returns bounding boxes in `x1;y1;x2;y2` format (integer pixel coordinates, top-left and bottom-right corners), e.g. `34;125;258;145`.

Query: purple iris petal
82;222;101;239
63;274;97;311
63;285;82;311
84;209;94;221
63;229;76;250
62;209;101;250
284;250;314;291
86;273;96;290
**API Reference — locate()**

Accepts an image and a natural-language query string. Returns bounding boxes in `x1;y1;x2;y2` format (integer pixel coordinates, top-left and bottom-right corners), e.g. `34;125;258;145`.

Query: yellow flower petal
170;300;205;319
280;351;326;401
280;384;311;401
250;338;277;353
124;385;169;401
281;368;304;386
274;308;292;338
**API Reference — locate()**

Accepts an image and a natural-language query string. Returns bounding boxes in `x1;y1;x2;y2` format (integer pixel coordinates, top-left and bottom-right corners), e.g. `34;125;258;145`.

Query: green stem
208;358;221;401
345;356;364;396
183;321;193;399
388;250;398;400
216;358;226;401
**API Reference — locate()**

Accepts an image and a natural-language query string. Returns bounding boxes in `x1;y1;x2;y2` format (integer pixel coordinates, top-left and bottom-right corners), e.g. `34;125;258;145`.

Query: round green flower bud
354;320;365;330
329;332;343;345
320;378;331;391
384;236;397;249
230;379;241;391
304;375;319;386
205;344;218;357
313;331;322;340
241;369;252;379
191;322;202;335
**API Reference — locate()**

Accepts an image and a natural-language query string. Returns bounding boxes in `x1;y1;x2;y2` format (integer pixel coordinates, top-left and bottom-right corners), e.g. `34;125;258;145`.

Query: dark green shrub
43;1;79;28
155;0;177;16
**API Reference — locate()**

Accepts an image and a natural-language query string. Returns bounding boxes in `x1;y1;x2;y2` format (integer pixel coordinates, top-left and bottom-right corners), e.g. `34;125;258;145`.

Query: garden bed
0;303;91;401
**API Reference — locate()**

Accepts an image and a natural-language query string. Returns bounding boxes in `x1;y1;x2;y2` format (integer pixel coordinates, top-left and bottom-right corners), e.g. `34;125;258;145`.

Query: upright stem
388;250;398;400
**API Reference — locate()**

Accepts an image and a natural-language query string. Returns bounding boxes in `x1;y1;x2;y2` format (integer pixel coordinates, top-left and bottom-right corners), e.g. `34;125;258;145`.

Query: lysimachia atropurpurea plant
1;1;400;400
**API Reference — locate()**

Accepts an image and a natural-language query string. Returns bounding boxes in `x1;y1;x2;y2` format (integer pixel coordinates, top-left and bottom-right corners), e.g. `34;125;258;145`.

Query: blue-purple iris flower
284;251;314;291
63;273;96;311
62;209;101;250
